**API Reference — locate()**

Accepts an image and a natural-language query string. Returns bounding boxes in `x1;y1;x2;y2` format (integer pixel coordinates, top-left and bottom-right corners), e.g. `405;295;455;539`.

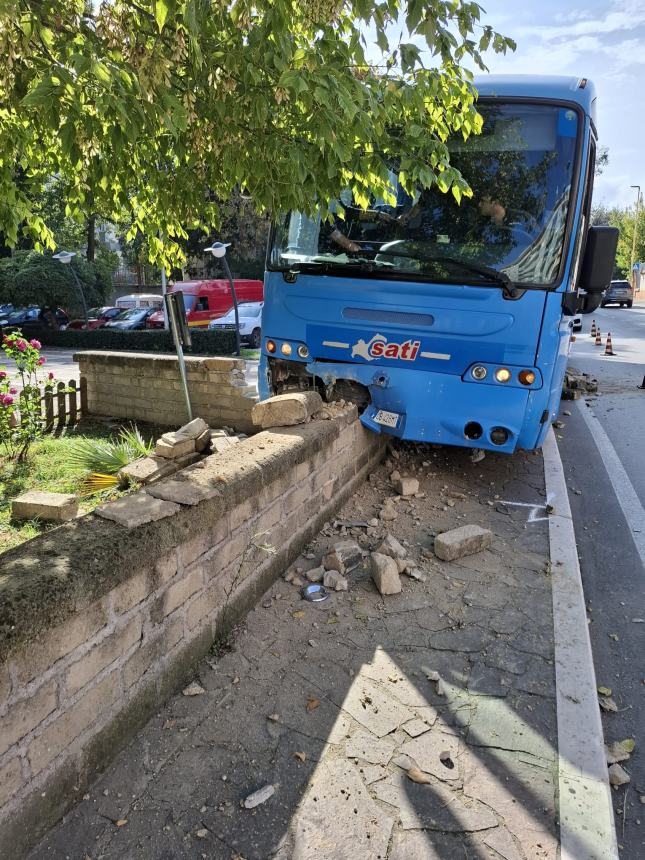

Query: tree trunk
86;214;96;262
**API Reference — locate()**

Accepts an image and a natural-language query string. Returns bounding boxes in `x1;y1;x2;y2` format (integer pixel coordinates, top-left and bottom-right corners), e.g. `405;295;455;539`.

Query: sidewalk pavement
28;443;596;859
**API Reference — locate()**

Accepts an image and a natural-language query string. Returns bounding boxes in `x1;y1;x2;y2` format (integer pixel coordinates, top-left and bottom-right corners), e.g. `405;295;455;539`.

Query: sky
472;0;645;209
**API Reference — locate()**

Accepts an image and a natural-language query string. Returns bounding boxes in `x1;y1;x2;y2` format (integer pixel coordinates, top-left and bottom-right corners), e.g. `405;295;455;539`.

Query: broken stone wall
0;406;385;857
76;351;258;433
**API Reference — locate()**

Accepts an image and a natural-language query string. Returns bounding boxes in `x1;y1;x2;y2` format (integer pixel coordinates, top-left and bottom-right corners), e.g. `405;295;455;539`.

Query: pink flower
1;394;14;406
48;371;54;380
30;339;41;349
9;387;17;394
38;357;46;365
16;339;27;352
0;370;6;379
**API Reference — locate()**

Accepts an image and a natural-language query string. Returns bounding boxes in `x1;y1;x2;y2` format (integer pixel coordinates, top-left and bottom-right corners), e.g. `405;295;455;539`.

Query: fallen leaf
182;681;205;697
232;676;240;685
293;751;306;763
599;696;618;712
162;719;176;730
115;819;127;827
407;766;433;784
608;763;630;787
292;610;305;620
306;697;321;712
621;738;636;753
597;686;612;696
267;713;280;722
609;633;619;642
195;828;208;838
326;617;339;624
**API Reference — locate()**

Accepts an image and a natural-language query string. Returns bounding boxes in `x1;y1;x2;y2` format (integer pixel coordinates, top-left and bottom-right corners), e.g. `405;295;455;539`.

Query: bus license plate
373;409;400;428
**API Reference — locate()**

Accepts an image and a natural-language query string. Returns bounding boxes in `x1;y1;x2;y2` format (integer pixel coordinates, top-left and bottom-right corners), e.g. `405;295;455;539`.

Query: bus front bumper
260;358;547;454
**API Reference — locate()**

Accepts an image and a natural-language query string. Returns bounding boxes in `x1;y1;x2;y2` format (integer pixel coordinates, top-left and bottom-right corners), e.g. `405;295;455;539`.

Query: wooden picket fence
40;378;87;432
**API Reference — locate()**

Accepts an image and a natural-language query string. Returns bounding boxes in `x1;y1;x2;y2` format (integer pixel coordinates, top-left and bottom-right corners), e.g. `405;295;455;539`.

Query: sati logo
351;333;420;362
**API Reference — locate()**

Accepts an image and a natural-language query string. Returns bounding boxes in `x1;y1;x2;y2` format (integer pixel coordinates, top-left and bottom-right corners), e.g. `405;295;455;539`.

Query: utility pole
630;185;641;292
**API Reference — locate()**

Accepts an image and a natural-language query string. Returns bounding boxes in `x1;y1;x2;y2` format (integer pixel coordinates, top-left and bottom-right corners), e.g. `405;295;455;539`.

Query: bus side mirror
577;225;619;313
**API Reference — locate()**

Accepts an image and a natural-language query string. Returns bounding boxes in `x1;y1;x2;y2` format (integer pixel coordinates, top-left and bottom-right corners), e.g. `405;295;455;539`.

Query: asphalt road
559;303;645;857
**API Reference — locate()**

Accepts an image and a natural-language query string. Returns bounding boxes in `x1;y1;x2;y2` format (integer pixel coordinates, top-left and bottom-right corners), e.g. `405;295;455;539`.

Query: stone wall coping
0;406;358;663
73;351;245;371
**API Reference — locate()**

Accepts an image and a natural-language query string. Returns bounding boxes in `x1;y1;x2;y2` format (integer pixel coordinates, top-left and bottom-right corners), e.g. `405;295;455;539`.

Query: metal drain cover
301;584;329;602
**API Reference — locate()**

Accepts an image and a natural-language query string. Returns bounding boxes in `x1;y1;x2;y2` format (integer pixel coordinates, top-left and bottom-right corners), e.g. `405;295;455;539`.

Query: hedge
35;327;237;355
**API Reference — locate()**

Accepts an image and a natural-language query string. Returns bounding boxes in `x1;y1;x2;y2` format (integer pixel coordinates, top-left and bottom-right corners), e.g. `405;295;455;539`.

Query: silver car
601;279;633;308
208;301;263;348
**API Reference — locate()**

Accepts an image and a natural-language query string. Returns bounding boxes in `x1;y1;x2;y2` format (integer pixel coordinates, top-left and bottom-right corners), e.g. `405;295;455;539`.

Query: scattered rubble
182;681;205;697
370;552;402;595
251;391;323;428
243;784;275;809
393;476;419;496
305;566;325;583
377;534;407;559
608;764;630;787
323;539;362;574
563;367;599;399
323;570;349;591
434;524;493;561
11;491;78;522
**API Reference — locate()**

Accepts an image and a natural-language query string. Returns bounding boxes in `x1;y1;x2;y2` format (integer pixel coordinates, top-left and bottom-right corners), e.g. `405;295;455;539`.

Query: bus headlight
266;340;276;353
495;368;511;383
297;344;309;359
280;343;292;356
471;365;487;380
518;369;536;385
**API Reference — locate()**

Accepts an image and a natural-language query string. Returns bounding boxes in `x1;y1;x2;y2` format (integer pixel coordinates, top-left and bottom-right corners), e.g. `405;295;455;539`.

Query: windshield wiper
376;250;519;298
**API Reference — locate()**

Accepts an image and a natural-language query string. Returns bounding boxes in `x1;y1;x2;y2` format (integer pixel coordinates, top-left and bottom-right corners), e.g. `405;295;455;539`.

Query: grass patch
0;419;160;552
240;348;260;360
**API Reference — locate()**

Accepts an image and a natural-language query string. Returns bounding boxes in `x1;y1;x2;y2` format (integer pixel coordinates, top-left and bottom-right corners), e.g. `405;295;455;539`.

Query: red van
146;279;264;329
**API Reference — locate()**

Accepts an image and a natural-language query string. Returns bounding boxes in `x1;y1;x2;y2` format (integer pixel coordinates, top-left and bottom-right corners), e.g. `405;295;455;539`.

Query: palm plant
68;425;153;494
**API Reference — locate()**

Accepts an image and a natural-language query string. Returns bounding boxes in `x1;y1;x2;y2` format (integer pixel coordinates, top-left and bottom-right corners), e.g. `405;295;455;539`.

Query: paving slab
30;444;574;860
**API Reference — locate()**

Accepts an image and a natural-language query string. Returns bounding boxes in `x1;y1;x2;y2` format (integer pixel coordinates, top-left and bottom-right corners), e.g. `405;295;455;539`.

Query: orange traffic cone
591;319;597;337
595;328;602;346
604;332;615;356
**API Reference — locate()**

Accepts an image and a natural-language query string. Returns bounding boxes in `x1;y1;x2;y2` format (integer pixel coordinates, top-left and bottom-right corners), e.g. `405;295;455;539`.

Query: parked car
0;306;69;331
115;293;164;310
68;307;122;330
601;279;633;308
103;307;157;330
146;279;264;330
208;301;264;347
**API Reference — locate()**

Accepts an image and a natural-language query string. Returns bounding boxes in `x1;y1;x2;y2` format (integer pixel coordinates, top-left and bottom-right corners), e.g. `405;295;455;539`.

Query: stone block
11;491;78;522
154;437;196;459
0;681;58;757
195;428;212;453
323;539;362;574
173;417;209;441
0;756;22;807
146;478;218;506
27;672;120;775
65;615;143;696
434;524;493;561
370;552;401;595
393;476;419;496
323;570;348;591
95;491;180;528
251;391;323;429
377;534;407;560
118;455;176;485
305;566;325;583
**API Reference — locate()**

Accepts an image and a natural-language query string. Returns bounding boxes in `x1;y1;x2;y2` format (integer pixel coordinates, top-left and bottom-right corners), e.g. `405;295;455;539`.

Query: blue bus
259;76;618;454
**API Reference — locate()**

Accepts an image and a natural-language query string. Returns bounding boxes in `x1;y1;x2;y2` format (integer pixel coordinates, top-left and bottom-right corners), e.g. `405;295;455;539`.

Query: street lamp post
205;242;240;356
52;251;89;330
630;185;641;292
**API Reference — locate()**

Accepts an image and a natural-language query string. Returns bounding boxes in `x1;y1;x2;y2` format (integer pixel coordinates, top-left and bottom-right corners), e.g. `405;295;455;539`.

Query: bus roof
474;75;597;123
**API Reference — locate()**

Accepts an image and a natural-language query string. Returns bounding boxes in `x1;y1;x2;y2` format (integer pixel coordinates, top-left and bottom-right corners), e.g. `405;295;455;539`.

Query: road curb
543;428;618;860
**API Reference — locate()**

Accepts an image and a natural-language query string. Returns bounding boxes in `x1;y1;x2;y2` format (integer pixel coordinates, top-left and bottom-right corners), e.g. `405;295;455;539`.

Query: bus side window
196;296;209;311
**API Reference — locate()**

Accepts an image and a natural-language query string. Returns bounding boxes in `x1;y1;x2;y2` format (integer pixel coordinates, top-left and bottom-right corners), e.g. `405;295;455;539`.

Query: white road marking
322;341;350;349
576;398;645;566
543;429;618;860
420;351;451;360
499;493;555;523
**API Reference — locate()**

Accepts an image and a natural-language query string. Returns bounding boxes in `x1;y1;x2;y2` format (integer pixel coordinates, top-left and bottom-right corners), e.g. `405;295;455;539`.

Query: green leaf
154;0;169;32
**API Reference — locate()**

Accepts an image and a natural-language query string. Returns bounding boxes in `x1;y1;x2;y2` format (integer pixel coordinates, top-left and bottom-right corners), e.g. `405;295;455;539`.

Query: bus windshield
269;103;580;288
